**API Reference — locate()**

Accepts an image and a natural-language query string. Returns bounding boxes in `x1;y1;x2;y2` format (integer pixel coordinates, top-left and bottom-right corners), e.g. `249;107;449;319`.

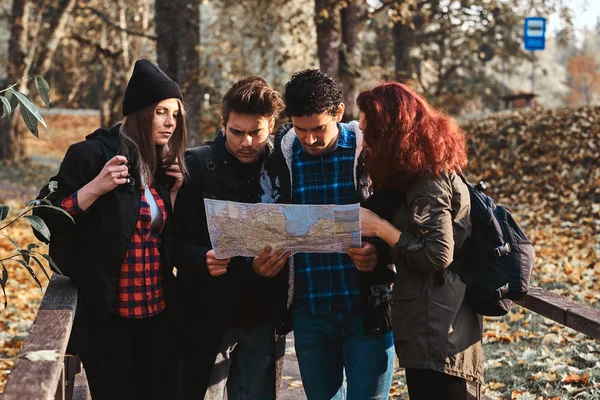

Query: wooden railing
515;286;600;340
1;275;88;400
466;285;600;400
2;278;599;400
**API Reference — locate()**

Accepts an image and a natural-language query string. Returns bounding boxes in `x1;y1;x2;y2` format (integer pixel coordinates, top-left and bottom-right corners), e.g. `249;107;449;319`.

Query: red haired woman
356;82;483;400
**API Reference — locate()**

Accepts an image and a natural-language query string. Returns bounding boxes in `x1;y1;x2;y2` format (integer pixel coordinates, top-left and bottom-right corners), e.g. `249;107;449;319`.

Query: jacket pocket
391;298;420;341
391;267;425;341
427;270;466;356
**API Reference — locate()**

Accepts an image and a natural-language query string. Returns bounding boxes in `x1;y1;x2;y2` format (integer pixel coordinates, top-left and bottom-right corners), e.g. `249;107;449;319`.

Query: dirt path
280;333;307;399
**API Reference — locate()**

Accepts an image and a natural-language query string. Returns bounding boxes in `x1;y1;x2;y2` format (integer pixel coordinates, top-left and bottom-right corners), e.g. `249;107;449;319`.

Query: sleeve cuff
60;191;85;216
394;231;425;253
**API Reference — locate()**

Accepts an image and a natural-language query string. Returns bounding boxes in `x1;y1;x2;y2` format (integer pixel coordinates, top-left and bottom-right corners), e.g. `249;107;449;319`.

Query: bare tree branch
80;6;157;41
435;62;463;96
70;34;123;58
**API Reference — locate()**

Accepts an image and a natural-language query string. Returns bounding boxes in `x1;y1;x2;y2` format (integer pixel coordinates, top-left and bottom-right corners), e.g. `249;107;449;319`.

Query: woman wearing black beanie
34;59;188;400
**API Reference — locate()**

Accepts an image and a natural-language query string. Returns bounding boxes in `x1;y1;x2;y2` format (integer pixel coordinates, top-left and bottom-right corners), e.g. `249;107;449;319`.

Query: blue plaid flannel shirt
291;124;361;315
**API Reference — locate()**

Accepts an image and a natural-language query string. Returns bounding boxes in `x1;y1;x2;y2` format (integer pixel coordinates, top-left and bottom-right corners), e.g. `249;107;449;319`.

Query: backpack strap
186;144;219;199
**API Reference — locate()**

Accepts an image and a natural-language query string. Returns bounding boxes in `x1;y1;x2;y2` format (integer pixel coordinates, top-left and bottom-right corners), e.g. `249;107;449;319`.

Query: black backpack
455;172;535;316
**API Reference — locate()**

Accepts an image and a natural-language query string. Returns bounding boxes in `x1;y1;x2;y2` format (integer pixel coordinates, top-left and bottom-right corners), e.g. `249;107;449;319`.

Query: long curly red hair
356;82;468;189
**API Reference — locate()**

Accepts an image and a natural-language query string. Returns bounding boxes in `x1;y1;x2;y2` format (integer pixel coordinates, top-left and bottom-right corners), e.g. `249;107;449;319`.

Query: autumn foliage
565;53;600;106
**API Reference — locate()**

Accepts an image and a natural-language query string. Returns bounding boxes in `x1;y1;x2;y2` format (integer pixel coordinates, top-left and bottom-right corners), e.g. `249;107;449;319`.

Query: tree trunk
392;20;415;84
155;0;177;79
38;0;77;77
314;0;340;79
99;59;115;127
156;0;202;146
0;0;28;161
176;1;201;146
339;0;363;120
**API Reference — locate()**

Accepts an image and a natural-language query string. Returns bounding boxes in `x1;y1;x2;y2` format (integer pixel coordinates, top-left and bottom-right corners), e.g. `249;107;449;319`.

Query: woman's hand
165;158;183;209
77;155;129;211
164;158;184;194
360;207;384;237
91;155;129;195
360;207;402;248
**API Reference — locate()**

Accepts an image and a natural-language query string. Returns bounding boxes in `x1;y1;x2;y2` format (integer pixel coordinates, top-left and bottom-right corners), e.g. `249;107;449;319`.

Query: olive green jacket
390;171;484;384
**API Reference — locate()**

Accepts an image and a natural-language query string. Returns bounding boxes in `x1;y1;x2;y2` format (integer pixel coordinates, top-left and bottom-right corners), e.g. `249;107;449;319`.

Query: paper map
204;199;361;258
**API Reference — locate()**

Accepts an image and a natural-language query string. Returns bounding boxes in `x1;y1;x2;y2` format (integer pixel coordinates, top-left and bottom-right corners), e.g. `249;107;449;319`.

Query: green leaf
0;95;11;118
33;252;63;275
0;234;21;253
31;255;50;280
0;263;7;285
8;89;47;127
0;205;8;221
25;199;51;207
33;76;50;109
27;243;40;251
23;215;51;241
34;204;75;224
19;249;31;265
0;262;7;309
13;258;42;291
16;99;39;137
8;89;47;135
4;90;19;111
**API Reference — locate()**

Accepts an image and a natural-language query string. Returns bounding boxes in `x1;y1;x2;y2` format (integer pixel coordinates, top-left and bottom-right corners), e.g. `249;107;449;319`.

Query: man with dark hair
174;76;289;399
255;69;396;399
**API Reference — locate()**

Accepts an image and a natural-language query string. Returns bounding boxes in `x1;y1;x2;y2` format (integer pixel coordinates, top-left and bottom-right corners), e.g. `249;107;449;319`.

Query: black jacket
263;122;396;335
33;124;177;364
173;132;282;398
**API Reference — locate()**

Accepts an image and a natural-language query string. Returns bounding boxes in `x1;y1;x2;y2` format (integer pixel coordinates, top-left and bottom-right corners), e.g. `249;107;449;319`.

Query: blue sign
524;17;547;51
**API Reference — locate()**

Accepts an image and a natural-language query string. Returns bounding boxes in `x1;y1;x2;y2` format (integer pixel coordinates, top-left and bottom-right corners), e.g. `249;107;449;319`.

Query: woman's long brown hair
357;82;468;189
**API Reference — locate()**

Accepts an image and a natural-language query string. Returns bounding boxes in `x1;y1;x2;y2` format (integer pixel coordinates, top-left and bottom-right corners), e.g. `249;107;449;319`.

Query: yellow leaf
487;381;506;390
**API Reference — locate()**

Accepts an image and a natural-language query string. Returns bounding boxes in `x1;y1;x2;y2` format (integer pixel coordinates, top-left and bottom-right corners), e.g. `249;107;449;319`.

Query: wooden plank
54;365;65;400
63;355;82;400
515;286;600;340
39;274;77;315
71;369;89;400
1;310;73;400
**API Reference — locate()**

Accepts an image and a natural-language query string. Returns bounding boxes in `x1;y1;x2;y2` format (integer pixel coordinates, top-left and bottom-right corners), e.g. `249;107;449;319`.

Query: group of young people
35;58;483;400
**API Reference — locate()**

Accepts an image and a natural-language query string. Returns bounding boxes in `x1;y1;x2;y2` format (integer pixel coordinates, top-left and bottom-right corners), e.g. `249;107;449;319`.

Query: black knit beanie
122;59;183;116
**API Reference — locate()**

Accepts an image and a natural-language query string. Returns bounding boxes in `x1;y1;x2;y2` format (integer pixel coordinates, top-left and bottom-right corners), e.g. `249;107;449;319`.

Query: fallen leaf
488;381;506;390
561;371;590;384
23;349;60;362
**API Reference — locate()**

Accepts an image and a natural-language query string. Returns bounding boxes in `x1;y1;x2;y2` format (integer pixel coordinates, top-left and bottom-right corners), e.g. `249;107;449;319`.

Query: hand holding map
252;246;291;277
206;249;230;277
347;242;378;272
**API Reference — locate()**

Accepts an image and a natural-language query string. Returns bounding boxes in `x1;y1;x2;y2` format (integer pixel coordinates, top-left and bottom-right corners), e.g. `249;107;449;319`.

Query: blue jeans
292;309;394;400
204;321;284;400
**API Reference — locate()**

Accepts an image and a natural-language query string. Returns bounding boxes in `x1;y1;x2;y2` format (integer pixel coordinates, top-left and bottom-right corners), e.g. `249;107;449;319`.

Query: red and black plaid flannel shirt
61;187;167;318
